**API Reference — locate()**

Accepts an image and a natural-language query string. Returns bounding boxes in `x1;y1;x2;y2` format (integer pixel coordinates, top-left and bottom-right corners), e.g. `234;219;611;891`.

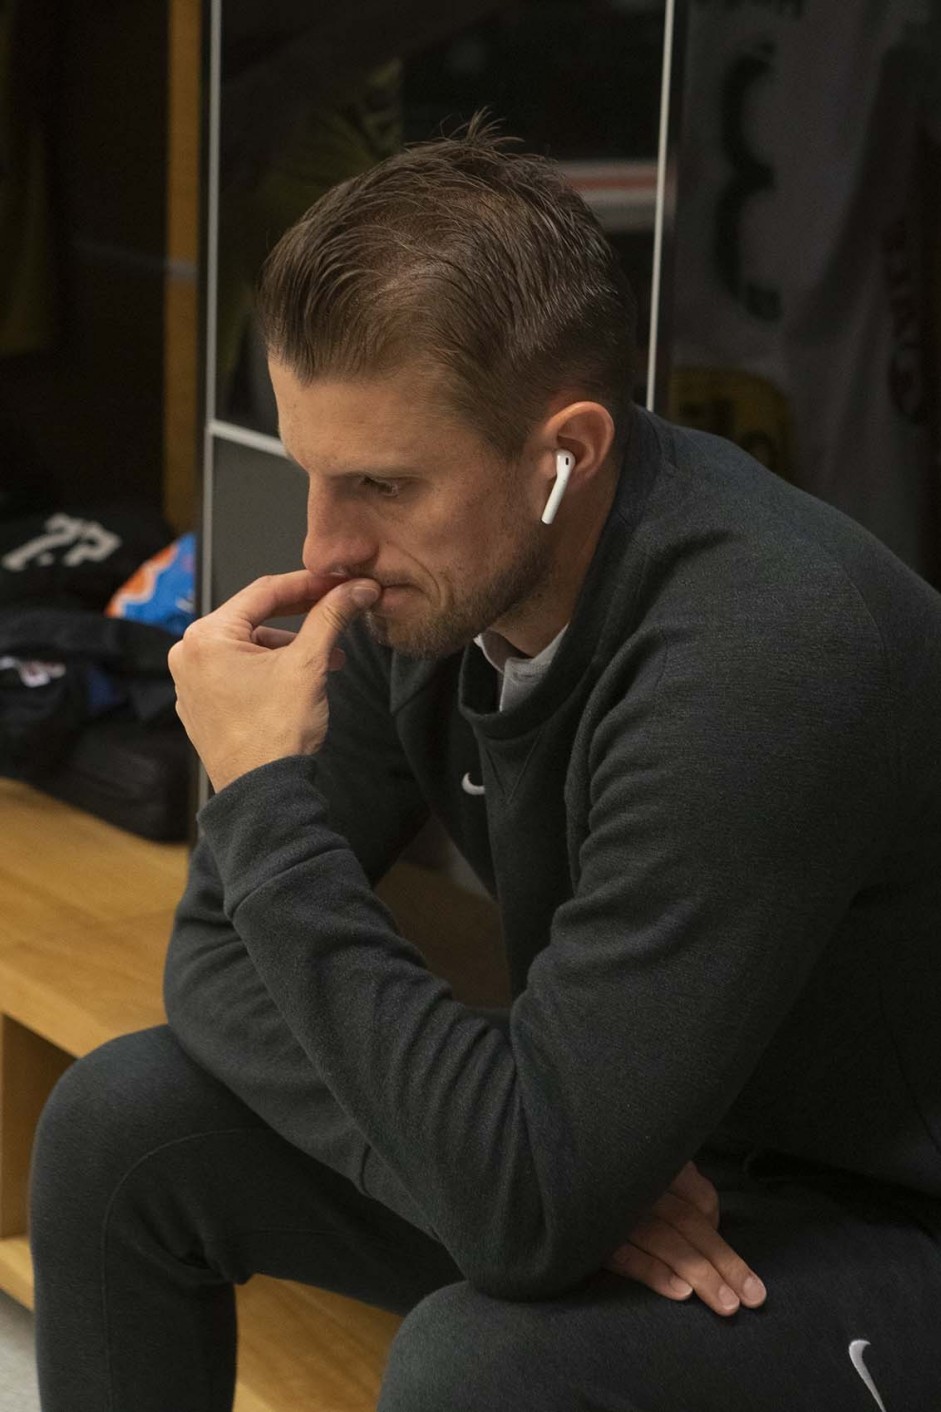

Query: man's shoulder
632;411;941;648
641;411;878;570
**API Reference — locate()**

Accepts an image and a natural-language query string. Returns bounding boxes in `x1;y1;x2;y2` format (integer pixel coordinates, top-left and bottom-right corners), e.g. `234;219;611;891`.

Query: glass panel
209;436;308;607
214;0;667;436
668;2;940;584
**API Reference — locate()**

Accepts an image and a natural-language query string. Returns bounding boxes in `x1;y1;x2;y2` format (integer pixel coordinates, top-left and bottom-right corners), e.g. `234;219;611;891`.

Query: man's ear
542;398;617;489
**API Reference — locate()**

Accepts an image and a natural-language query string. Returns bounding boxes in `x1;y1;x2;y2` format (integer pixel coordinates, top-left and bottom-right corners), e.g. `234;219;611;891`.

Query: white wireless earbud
541;451;574;525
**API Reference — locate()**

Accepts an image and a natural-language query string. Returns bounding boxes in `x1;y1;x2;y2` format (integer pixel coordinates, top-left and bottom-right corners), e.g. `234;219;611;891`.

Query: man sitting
30;117;941;1411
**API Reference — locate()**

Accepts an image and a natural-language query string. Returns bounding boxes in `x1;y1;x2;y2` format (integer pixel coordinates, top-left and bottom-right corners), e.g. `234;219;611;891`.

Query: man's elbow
458;1229;600;1303
162;930;200;1039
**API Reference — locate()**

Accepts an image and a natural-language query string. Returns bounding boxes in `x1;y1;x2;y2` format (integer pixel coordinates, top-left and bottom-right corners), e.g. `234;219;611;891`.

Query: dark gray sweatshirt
164;408;941;1300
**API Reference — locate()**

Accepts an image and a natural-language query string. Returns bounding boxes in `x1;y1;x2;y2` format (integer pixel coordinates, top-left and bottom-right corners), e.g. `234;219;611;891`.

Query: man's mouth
373;584;415;607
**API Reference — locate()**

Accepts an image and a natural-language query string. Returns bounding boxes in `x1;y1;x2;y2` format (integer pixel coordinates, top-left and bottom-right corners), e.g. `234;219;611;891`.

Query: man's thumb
348;582;381;608
315;580;380;634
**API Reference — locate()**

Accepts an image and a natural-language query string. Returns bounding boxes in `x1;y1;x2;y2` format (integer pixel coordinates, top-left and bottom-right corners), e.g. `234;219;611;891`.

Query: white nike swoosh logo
461;772;486;796
849;1340;888;1412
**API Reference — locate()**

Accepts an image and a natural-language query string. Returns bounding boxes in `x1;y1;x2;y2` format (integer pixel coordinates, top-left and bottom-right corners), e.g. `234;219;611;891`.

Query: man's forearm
163;838;442;1239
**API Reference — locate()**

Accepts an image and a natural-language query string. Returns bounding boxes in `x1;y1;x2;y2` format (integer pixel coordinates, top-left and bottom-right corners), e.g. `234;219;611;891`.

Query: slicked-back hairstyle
257;113;638;461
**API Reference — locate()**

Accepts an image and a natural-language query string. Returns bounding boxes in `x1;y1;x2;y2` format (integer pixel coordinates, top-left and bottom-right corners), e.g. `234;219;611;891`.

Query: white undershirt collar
473;622;569;712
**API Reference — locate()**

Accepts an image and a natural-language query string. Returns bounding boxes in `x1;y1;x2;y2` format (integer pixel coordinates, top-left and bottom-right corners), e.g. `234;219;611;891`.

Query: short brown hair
257;114;637;460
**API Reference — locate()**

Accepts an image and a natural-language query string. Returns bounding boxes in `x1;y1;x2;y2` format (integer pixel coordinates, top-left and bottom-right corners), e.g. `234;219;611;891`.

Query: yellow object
668;366;794;481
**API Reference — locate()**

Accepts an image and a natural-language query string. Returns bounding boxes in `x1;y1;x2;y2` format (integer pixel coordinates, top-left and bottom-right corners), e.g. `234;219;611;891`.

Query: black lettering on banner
715;40;782;322
882;218;926;423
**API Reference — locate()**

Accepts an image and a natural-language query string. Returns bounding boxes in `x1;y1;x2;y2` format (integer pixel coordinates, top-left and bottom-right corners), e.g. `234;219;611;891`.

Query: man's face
269;359;557;660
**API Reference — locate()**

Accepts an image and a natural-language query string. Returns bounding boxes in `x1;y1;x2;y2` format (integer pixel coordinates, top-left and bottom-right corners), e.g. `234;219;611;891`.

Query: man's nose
302;486;377;577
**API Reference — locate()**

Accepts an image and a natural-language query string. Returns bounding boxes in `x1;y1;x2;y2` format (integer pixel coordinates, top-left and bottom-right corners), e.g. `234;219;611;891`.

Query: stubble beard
361;521;555;661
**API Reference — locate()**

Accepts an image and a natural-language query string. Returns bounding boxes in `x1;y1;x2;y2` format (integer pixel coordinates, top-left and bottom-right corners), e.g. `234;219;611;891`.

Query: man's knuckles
607;1245;693;1299
655;1226;754;1296
654;1204;750;1277
632;1219;737;1283
660;1191;721;1237
669;1162;721;1223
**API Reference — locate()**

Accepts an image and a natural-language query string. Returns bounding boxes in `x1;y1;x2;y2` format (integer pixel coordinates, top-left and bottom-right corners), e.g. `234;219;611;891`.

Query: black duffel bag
1;606;192;841
36;712;193;843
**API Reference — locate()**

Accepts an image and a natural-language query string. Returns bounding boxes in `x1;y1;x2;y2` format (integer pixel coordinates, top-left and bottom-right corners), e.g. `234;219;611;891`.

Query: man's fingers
294;578;380;660
189;573;377;659
669;1160;720;1228
602;1243;695;1302
210;570;359;633
251;626;346;671
628;1209;767;1316
252;627;296;648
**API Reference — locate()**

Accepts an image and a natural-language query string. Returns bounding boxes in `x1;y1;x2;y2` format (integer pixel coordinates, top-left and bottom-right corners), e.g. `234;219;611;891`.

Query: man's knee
29;1025;233;1245
378;1281;567;1412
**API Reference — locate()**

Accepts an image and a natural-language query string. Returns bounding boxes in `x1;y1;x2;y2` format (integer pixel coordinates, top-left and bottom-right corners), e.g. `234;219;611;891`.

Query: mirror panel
213;0;669;434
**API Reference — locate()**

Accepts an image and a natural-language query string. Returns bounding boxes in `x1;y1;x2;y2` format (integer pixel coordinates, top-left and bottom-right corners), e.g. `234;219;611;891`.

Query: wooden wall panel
164;0;202;532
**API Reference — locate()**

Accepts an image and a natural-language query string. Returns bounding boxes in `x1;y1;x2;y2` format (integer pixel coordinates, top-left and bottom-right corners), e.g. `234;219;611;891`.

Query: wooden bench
0;778;507;1411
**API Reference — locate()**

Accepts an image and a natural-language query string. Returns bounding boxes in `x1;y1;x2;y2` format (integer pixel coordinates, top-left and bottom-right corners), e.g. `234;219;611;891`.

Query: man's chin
362;606;475;661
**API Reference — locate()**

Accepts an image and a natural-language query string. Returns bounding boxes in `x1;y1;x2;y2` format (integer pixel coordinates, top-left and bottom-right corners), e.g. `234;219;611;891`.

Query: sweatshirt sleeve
195;581;894;1300
162;623;442;1238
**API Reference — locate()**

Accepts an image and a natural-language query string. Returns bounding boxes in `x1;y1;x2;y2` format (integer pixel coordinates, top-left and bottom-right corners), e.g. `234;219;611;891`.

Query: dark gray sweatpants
28;1025;941;1410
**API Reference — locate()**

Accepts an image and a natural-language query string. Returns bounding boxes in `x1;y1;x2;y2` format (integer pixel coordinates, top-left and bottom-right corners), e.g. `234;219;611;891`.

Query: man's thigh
30;1024;463;1318
379;1166;941;1411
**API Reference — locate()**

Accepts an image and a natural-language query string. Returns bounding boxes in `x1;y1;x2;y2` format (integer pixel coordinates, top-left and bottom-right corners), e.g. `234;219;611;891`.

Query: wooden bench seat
0;778;506;1411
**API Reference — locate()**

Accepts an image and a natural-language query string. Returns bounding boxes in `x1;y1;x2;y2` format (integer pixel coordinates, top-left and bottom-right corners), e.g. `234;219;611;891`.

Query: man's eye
361;477;400;499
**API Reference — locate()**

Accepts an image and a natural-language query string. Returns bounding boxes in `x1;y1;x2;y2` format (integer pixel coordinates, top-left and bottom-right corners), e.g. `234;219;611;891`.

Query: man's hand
602;1161;767;1316
168;570;380;794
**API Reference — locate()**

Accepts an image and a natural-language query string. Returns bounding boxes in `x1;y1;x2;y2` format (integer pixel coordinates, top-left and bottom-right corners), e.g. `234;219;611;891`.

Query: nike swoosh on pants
849;1339;888;1412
